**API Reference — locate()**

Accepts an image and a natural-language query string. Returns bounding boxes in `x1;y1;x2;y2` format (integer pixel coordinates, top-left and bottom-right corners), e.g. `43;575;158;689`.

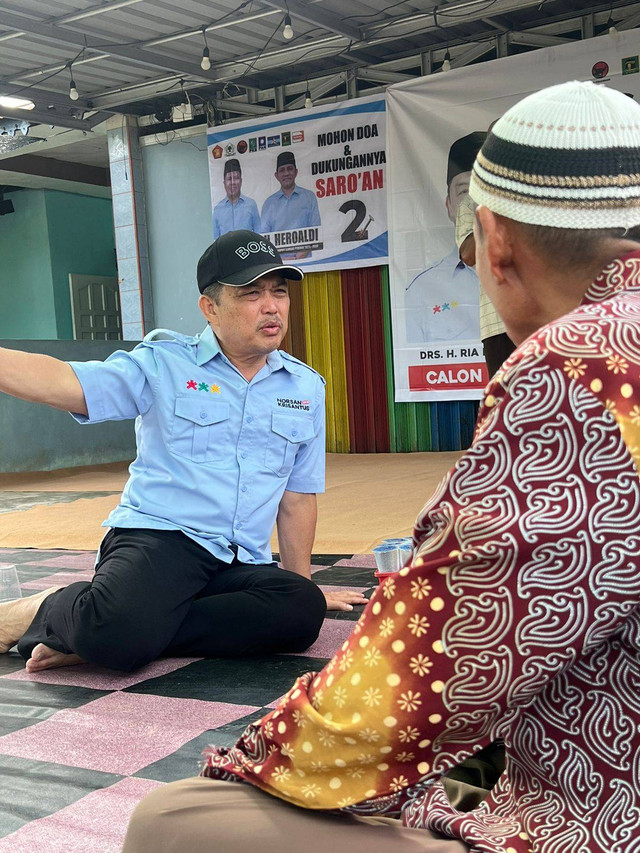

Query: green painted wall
45;191;117;339
143;133;213;334
0;188;117;340
0;189;57;339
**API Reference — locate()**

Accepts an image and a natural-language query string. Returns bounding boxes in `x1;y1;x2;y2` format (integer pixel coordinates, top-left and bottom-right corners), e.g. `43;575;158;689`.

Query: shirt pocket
265;411;316;477
170;396;231;464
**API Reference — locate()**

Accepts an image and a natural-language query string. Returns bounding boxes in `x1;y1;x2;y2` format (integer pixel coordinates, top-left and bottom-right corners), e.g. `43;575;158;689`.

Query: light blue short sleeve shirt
68;327;326;565
260;185;321;233
212;195;261;240
404;249;481;344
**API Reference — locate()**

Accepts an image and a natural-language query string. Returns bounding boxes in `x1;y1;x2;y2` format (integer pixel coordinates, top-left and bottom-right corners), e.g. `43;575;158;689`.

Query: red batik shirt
202;252;640;853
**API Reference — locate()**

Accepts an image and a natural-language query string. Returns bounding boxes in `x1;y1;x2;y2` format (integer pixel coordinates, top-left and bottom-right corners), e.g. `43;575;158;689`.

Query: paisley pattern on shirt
202;252;640;853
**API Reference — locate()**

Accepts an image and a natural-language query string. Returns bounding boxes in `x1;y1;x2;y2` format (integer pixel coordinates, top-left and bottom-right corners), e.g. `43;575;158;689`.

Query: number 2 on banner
339;199;372;242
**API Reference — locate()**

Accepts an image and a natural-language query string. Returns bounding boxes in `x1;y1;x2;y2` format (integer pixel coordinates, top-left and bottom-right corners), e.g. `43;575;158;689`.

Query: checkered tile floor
0;547;377;852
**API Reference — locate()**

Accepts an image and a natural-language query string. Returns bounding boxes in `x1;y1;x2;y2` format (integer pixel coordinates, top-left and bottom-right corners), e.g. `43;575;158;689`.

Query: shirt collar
223;195;245;206
583;249;640;305
195;325;222;365
195;325;299;374
277;187;300;200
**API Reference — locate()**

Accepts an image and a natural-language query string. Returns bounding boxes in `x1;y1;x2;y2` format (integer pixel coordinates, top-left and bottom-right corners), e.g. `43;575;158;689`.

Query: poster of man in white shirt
404;131;487;344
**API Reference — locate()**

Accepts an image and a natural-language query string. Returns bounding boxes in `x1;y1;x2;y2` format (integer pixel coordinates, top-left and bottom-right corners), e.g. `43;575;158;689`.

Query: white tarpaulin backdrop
387;30;640;402
207;94;387;273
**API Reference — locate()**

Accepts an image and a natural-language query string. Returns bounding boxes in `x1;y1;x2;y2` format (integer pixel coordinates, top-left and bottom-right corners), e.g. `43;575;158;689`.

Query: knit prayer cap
469;81;640;230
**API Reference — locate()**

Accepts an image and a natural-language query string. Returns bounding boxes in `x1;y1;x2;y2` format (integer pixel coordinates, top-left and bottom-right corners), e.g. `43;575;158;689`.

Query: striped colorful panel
341;267;390;453
301;271;350;453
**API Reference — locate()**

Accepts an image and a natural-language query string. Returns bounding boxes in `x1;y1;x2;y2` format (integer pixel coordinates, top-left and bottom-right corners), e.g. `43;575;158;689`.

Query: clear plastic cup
373;544;401;573
398;543;413;564
0;563;21;602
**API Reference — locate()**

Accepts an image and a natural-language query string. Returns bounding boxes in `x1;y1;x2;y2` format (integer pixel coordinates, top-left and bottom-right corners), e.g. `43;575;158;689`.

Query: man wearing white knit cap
124;81;640;853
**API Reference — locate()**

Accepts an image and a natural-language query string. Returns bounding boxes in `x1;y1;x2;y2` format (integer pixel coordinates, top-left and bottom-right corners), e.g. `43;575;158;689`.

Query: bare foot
0;587;62;654
26;643;85;672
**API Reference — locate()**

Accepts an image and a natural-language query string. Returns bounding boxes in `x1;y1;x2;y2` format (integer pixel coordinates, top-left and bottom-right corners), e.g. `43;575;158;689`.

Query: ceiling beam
363;0;554;39
260;0;361;42
0;107;96;131
49;0;640;117
482;16;509;32
0;8;217;83
508;31;574;47
450;41;495;69
617;7;640;30
0;83;92;112
0;0;144;44
357;67;415;84
211;98;272;116
288;74;346;109
0;53;110;89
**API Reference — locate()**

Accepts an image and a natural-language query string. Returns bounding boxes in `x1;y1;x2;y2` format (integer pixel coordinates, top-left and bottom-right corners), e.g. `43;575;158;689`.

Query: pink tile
22;570;95;590
3;655;202;690
0;777;163;853
0;692;260;775
334;554;377;568
290;618;354;658
31;553;97;569
317;584;367;595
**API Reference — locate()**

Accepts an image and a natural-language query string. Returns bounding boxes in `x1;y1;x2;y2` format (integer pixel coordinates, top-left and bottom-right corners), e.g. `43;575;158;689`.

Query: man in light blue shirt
261;152;321;259
212;158;260;239
0;230;366;673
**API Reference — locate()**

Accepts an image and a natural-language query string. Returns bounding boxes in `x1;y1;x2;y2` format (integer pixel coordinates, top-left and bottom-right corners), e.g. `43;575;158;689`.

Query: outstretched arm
0;347;87;414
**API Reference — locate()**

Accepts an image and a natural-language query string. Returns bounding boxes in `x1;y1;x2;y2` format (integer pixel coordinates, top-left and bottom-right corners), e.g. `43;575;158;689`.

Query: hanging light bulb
607;14;618;37
304;89;313;109
68;63;79;100
442;50;451;72
201;27;211;70
283;13;294;40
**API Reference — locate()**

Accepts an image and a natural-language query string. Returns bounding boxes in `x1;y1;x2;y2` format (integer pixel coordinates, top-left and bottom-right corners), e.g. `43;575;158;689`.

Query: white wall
142;133;213;335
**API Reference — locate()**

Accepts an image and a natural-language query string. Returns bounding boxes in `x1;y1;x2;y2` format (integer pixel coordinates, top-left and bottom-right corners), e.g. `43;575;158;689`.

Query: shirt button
236;522;243;529
291;429;298;436
241;485;248;493
246;416;253;423
241;451;248;459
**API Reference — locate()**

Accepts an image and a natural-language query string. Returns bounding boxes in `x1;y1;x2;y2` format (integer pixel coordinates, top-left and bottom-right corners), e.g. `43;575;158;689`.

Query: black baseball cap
197;230;304;292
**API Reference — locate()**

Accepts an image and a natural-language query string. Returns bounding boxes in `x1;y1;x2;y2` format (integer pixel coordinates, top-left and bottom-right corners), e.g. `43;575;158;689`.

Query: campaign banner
207;94;387;272
387;30;640;402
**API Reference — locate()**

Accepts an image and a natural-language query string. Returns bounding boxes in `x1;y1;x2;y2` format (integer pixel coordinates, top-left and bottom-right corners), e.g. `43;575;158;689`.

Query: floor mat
0;452;460;552
0;547;380;851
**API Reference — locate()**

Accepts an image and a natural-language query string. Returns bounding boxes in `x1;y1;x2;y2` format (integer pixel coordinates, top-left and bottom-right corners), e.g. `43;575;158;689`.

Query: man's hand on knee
322;588;368;612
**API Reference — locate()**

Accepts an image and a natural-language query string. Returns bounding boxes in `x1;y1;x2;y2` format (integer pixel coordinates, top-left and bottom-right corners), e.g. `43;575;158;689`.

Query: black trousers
482;332;516;379
17;528;327;672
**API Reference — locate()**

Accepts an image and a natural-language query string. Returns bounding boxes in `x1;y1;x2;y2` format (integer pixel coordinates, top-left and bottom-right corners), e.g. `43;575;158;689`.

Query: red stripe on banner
341;267;391;453
408;362;488;393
